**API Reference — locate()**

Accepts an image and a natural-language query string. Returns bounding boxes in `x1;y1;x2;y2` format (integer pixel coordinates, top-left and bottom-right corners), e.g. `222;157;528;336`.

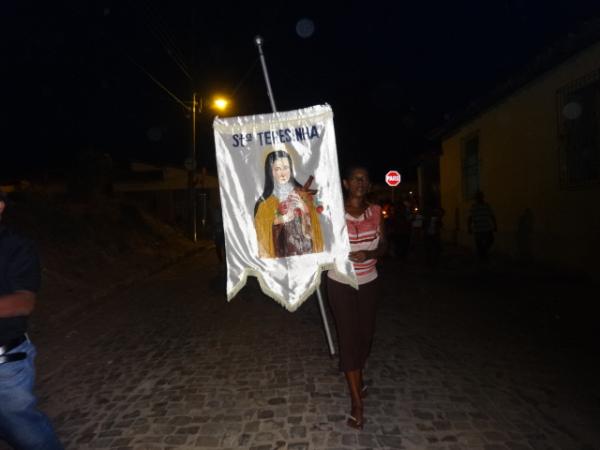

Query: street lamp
188;93;230;242
213;97;229;111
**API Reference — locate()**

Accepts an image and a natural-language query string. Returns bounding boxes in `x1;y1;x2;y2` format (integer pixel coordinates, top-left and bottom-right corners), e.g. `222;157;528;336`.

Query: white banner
213;104;356;311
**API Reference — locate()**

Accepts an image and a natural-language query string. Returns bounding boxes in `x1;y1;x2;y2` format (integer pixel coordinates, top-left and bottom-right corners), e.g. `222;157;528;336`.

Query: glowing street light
212;97;229;111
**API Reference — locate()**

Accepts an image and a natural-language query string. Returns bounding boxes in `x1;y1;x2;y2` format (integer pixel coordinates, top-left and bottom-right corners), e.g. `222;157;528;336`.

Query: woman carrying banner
254;149;324;258
327;166;385;430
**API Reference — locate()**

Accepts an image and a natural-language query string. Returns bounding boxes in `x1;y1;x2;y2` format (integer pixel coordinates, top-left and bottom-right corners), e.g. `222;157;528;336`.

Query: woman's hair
254;150;302;216
343;165;370;182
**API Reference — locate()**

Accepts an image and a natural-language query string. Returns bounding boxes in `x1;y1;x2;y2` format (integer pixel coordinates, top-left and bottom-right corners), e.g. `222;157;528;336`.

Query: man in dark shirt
468;190;497;262
0;190;63;449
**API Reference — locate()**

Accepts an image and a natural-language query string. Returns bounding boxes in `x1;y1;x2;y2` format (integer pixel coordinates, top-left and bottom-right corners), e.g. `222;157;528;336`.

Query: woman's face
272;158;291;185
344;168;370;198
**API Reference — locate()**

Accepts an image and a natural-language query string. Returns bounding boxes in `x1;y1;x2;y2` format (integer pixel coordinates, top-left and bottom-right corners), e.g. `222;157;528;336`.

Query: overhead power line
126;55;190;111
143;2;189;70
232;58;259;96
134;0;192;81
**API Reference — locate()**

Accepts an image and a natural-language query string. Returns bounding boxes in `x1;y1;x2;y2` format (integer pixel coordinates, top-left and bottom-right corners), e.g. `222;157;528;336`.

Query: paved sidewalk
6;249;599;449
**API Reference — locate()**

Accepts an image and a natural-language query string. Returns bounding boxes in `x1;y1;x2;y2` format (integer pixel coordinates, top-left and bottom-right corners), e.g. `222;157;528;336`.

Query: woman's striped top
328;204;382;286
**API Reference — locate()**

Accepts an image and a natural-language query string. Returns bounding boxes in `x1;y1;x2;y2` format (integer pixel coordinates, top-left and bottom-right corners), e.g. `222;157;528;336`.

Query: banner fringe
226;263;357;312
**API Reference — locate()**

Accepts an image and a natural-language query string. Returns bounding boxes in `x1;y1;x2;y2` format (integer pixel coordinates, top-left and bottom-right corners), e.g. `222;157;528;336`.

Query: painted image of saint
254;150;324;258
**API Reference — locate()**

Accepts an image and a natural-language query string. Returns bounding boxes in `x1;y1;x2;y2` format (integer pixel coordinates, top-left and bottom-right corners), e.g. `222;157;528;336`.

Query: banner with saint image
213;104;356;311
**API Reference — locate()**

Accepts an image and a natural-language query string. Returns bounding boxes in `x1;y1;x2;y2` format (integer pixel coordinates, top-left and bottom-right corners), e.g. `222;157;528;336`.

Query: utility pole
185;94;229;242
188;92;198;243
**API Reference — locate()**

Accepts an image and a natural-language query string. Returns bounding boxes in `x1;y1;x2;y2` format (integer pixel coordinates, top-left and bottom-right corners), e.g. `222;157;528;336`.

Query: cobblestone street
14;248;600;450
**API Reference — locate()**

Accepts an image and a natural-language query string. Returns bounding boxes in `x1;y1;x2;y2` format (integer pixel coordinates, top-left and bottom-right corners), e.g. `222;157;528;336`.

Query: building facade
439;39;600;278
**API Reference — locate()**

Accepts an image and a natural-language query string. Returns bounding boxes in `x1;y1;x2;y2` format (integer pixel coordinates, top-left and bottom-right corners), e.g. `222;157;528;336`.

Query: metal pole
316;286;336;356
201;167;207;228
254;36;278;112
253;35;336;356
190;92;198;242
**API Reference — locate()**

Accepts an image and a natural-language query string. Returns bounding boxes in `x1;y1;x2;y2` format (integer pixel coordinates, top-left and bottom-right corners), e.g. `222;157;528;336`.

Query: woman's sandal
347;415;364;430
346;406;364;430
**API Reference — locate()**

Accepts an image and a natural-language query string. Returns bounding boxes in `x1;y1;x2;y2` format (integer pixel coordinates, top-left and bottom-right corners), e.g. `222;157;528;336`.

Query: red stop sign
385;170;401;187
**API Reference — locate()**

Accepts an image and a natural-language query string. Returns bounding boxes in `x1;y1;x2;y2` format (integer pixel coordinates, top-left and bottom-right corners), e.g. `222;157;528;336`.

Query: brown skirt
326;277;380;372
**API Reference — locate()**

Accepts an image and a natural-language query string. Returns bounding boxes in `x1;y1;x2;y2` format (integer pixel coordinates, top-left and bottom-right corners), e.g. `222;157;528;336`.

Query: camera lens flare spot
296;18;315;38
562;101;582;120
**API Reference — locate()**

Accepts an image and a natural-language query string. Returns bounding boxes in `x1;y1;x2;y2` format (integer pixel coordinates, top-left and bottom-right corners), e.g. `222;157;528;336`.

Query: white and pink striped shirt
329;204;382;286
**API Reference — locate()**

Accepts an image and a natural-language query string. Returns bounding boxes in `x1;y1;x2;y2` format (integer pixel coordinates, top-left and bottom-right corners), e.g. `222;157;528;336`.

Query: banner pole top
253;35;277;112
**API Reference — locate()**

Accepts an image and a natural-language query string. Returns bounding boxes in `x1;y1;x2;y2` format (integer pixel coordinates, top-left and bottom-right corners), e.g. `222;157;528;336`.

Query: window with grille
462;134;480;199
557;69;600;187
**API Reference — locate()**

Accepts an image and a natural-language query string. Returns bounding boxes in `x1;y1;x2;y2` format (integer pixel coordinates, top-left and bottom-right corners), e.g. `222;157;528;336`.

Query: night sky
3;0;600;181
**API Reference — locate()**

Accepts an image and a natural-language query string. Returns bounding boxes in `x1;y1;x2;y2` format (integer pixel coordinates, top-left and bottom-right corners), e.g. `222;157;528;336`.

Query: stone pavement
7;249;600;449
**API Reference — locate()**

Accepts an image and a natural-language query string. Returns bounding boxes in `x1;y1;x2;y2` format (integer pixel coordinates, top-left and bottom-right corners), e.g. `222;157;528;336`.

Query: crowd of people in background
375;189;496;267
210;187;497;269
379;193;445;267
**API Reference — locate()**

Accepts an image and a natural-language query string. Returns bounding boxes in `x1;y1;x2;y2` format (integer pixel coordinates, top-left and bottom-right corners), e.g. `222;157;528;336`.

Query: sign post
385;170;401;202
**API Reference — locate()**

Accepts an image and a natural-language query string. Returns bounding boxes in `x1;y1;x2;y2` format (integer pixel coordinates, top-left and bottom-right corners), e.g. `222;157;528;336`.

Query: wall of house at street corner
440;41;600;279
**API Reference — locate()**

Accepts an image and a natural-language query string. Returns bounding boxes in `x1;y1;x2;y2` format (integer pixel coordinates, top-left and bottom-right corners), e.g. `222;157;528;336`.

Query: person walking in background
0;190;63;449
393;200;412;259
423;202;444;267
384;200;411;260
468;190;497;262
327;166;386;430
